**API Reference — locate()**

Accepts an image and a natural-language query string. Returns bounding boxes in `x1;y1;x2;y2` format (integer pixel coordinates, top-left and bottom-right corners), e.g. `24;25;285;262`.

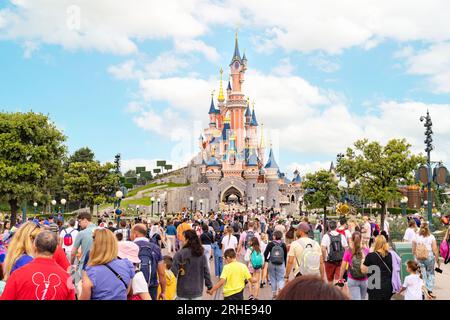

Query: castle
165;34;304;214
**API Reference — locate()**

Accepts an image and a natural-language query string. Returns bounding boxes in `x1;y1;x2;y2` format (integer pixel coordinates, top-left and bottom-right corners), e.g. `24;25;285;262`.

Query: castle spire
265;143;279;169
218;68;225;102
230;29;242;65
208;90;217;114
250;101;258;126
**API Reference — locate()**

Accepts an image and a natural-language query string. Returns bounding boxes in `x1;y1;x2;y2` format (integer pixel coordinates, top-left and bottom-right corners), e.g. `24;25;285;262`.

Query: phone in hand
435;267;443;274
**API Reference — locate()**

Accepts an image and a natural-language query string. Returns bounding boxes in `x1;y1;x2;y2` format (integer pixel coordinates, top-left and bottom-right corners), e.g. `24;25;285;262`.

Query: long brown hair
250;237;261;253
351;231;363;257
419;222;431;237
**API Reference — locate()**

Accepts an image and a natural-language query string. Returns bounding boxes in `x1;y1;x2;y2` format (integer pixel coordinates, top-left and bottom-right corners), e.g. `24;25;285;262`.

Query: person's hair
202;224;209;233
351;232;362;257
132;224;148;237
373;235;390;257
88;229;118;266
277;275;348;300
163;255;173;269
328;220;337;230
224;248;236;259
408;219;417;229
406;260;420;272
248;221;254;229
68;219;76;227
4;222;43;280
250;237;261;253
419;222;431;237
77;212;92;221
34;231;58;255
108;221;113;226
339;217;347;226
183;229;204;257
380;230;389;242
225;226;233;235
120;220;127;228
303;217;309;223
273;230;283;241
116;232;123;241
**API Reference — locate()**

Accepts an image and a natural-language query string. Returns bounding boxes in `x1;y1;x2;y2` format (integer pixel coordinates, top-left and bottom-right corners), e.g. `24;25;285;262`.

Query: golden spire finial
246;97;250;106
218;68;225;102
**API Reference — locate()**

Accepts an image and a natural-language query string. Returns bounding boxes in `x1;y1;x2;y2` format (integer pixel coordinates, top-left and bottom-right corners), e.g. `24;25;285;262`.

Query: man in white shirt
59;218;79;261
321;220;348;284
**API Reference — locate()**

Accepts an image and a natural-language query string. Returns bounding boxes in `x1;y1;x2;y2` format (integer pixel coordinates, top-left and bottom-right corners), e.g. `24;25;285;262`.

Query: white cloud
271;58;295;76
144;53;190;78
22;40;39;58
308;54;340;73
108;60;143;80
286;161;332;177
402;42;450;93
174;39;220;63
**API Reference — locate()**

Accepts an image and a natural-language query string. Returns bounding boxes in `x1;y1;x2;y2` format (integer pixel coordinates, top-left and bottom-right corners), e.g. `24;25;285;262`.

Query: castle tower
265;145;280;209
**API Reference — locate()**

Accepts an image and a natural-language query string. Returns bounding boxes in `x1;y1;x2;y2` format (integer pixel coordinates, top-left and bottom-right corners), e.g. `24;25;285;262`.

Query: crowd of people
0;208;449;301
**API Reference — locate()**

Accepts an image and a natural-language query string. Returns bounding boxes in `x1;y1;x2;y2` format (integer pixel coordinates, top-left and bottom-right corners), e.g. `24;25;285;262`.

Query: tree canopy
336;138;425;230
68;147;95;163
0;112;66;224
302;169;340;213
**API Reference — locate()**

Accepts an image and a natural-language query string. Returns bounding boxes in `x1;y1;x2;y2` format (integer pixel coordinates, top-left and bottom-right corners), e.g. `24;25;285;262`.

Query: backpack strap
104;264;128;289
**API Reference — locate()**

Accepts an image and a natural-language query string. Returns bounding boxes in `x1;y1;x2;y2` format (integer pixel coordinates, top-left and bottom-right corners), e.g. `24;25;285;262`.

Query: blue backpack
135;241;161;287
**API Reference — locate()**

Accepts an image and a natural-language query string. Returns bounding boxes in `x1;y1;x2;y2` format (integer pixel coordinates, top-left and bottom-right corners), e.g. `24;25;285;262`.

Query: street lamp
256;199;259;210
298;196;304;216
157;198;161;216
115;191;123;224
272;198;276;208
260;196;264;212
136;205;140;216
420;110;434;229
33;202;38;215
60;198;66;214
400;196;408;216
151;197;155;218
51;199;57;214
199;199;203;212
189;196;194;212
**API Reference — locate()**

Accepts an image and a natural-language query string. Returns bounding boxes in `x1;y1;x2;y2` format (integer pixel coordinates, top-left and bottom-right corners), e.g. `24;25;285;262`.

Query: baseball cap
292;222;310;233
117;241;141;264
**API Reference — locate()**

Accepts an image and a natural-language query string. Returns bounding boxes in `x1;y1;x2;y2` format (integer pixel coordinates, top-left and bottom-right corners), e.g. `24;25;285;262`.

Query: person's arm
203;255;213;290
361;254;370;274
79;271;92;300
0;274;16;300
432;239;440;267
284;256;295;282
70;233;82;265
208;278;226;295
338;261;348;281
263;242;271;261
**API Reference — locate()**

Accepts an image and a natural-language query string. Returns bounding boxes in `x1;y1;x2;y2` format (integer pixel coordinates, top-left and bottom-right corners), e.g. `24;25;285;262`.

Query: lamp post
33;202;38;215
199;199;203;212
151;197;155;218
420;110;434;229
272;198;275;209
51;199;57;214
189;196;194;213
157;198;161;216
115;190;123;225
400;196;408;216
256;199;259;211
298;196;304;216
60;198;66;214
136;205;140;217
260;196;264;213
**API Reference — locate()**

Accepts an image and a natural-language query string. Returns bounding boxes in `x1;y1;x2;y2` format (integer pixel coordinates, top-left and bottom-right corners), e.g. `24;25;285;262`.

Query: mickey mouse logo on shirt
32;272;62;300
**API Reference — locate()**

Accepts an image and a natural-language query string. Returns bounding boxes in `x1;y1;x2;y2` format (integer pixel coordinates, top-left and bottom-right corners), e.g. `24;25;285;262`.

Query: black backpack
212;220;221;233
327;233;345;262
135;241;160;288
269;241;284;265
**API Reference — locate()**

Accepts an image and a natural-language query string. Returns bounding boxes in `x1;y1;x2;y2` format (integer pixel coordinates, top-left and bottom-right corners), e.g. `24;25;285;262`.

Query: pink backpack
440;239;450;264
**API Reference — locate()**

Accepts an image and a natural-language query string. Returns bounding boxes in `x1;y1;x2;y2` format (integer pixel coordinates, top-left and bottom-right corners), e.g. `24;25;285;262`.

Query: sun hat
117;241;141;264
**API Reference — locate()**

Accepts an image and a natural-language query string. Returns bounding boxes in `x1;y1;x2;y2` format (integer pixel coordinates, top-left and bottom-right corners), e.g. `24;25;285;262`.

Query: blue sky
1;1;450;177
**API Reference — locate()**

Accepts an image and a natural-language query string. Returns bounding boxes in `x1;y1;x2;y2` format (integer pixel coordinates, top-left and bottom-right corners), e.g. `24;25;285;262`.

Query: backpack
245;230;255;249
440;239;450;264
327;233;345;262
269;241;284;265
415;242;429;261
63;229;75;247
250;249;263;269
212;221;221;233
348;251;366;279
136;241;160;287
299;240;321;275
232;222;240;234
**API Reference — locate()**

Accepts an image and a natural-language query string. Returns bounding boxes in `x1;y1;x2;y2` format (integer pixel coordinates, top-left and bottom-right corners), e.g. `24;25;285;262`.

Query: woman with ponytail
338;231;370;300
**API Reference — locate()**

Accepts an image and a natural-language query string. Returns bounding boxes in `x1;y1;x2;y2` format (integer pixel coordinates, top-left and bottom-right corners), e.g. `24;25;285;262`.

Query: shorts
224;290;244;300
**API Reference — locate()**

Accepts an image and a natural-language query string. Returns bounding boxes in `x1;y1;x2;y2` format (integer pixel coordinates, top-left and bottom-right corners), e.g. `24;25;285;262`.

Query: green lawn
125;182;190;197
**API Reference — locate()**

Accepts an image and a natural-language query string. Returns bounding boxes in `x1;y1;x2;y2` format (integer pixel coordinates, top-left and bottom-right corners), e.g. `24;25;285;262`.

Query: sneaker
248;295;255;300
260;282;264;288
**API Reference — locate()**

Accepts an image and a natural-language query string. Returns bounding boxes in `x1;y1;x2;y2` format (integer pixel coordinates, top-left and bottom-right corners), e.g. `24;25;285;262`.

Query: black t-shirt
363;251;393;296
200;232;214;245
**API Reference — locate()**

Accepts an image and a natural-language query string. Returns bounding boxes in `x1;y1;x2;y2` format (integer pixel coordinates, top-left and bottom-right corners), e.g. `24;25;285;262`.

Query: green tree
68;147;95;163
64;161;119;214
336;139;425;231
124;170;136;178
302;170;340;229
0;112;66;225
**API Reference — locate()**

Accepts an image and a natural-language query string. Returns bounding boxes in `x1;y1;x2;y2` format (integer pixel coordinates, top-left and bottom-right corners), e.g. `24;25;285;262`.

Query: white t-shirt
403;228;417;242
221;234;238;252
59;227;79;253
403;274;423;300
132;271;150;295
321;231;348;261
413;234;436;252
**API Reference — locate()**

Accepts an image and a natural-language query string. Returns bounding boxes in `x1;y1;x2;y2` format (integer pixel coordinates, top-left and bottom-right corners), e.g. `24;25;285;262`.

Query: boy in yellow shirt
207;249;257;300
158;255;177;300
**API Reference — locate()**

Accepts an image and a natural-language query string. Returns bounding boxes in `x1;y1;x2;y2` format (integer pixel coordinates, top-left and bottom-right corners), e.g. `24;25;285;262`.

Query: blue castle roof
208;97;219;114
245;105;251;118
247;151;259;166
227;80;232;91
206;156;221;167
250;109;258;126
264;148;279;169
292;173;302;183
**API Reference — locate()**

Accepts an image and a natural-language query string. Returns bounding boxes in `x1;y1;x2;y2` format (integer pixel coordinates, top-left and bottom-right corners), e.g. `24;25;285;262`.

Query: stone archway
221;186;244;204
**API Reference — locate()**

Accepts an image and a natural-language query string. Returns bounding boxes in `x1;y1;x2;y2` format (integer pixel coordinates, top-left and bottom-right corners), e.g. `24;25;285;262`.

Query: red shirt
0;257;76;300
53;245;70;272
